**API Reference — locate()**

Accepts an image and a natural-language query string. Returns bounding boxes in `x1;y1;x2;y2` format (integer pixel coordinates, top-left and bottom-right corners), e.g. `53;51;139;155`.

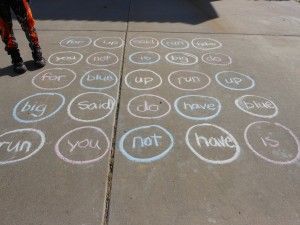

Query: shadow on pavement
0;61;42;77
31;0;219;25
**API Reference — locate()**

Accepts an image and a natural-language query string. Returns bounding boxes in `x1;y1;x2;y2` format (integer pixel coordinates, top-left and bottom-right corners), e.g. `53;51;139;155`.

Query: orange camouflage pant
0;0;40;52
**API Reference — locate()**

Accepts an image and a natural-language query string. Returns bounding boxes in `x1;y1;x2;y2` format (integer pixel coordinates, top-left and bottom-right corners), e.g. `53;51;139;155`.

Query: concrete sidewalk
0;1;299;225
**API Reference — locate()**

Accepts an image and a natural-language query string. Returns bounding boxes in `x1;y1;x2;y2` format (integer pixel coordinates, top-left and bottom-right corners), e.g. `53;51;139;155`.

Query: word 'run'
0;140;32;153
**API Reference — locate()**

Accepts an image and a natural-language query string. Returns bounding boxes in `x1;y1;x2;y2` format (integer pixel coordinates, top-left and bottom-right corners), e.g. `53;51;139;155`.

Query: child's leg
0;1;27;74
0;1;19;53
10;0;45;67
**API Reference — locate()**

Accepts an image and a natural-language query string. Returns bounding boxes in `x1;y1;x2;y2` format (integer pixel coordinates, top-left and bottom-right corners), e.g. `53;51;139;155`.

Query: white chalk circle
191;38;222;51
67;92;116;122
60;36;92;48
125;69;162;91
168;70;211;91
215;71;255;91
86;52;119;67
0;128;46;165
48;51;83;65
186;124;241;164
244;121;300;165
130;37;159;49
202;53;232;66
127;94;171;119
161;38;189;50
174;95;221;121
119;125;174;163
129;51;160;65
32;68;76;90
13;93;65;123
55;126;110;165
235;95;278;118
80;69;118;90
165;52;198;66
94;37;124;49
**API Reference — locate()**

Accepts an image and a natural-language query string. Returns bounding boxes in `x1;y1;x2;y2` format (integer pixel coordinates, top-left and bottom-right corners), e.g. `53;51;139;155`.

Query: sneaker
32;48;46;68
8;49;27;74
13;61;27;74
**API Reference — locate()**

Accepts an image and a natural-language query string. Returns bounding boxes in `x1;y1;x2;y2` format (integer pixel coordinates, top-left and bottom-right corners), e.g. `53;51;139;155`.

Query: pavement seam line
102;0;132;225
18;28;300;37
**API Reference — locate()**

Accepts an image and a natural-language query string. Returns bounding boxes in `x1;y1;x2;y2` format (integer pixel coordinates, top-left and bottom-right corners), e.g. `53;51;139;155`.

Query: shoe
32;48;46;68
8;49;27;74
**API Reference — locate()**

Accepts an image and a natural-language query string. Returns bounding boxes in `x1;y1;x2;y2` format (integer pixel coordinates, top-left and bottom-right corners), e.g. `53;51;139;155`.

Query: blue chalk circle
119;125;174;163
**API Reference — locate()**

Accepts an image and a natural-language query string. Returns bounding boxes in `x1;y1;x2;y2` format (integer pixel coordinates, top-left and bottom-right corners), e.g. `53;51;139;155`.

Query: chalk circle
86;52;119;67
0;128;46;165
215;71;255;91
174;95;221;121
168;70;211;91
161;38;189;50
119;125;174;163
235;95;278;119
32;68;77;90
165;52;198;66
244;121;300;165
55;126;110;165
94;37;124;49
59;36;92;48
67;92;116;122
191;38;222;51
201;53;232;66
186;124;241;164
48;51;83;65
129;51;160;65
13;93;65;123
80;69;118;91
127;94;171;119
129;36;159;49
125;69;162;91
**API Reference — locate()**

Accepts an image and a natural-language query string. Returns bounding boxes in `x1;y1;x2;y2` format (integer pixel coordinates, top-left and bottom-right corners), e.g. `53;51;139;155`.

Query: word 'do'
129;51;160;65
127;94;171;119
202;53;232;66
